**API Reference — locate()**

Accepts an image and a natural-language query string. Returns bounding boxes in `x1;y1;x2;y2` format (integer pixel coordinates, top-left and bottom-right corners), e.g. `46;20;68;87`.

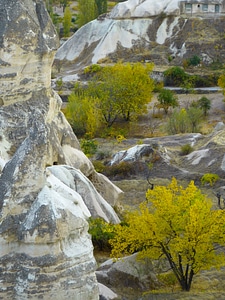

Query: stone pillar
0;1;99;299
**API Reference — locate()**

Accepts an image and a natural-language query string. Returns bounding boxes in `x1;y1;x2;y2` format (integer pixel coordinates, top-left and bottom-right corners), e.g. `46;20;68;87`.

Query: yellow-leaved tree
65;91;101;137
218;74;225;97
65;62;155;135
88;62;154;126
110;178;225;291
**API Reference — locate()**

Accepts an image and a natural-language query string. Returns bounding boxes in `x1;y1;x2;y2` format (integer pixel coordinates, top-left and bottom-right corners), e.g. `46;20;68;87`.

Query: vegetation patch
201;173;220;186
109;178;225;292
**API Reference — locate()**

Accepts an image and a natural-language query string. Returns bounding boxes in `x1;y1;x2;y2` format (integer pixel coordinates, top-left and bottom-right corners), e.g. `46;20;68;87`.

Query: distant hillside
55;0;225;76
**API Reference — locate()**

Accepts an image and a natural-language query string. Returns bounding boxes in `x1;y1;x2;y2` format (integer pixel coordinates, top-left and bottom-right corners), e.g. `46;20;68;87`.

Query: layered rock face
0;1;121;299
0;0;57;105
55;0;225;74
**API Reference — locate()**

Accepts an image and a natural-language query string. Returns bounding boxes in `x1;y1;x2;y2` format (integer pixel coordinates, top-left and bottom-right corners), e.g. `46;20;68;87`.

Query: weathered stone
96;253;160;292
47;165;120;223
55;0;225;75
0;1;122;299
98;283;118;300
109;132;225;182
0;0;58;105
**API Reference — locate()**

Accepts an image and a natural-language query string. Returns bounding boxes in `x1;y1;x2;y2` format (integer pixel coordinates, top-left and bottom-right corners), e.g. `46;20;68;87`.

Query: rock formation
55;0;225;76
0;1;121;299
108;130;225;184
96;253;161;295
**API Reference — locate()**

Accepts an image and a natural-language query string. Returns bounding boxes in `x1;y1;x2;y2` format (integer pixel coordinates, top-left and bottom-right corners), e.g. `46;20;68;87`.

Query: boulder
0;1;121;299
96;253;160;292
48;165;120;223
98;283;118;300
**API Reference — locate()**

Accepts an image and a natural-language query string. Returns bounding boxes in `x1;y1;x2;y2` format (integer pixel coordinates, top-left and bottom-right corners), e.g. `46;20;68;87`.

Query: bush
157;272;177;289
95;150;111;160
92;160;106;173
180;144;194;156
198;96;211;116
84;64;102;74
153;81;164;92
65;91;101;137
88;217;116;251
201;173;220;186
188;55;201;66
167;109;191;134
80;139;98;157
187;107;203;132
164;67;188;86
157;89;178;114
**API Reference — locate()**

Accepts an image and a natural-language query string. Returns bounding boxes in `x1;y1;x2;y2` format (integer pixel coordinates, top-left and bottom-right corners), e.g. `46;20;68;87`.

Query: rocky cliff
0;1;121;299
55;0;225;77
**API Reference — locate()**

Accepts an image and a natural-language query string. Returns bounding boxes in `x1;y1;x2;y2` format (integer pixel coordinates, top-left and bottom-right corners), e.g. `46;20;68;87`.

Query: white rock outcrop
0;1;121;299
54;0;182;68
110;0;180;19
55;0;225;74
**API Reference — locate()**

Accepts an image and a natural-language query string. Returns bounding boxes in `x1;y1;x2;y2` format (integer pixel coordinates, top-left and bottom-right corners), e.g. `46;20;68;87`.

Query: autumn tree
110;178;225;291
218;74;225;96
66;63;154;135
157;88;178;114
89;62;154;126
65;84;101;137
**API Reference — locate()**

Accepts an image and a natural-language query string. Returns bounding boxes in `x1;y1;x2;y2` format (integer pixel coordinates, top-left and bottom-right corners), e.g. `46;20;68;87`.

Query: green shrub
92;160;106;173
88;217;116;251
192;74;219;87
84;64;102;74
56;78;63;91
80;139;98;157
163;67;188;86
180;144;194;156
187;107;203;132
201;173;220;186
157;88;178;114
198;96;211;116
188;55;201;66
167;109;191;134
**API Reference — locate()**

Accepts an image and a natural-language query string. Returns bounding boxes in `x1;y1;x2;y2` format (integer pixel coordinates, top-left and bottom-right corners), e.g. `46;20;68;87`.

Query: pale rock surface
48;165;120;223
110;0;180;19
110;144;154;165
0;0;58;105
109;132;225;182
55;0;225;75
55;0;182;68
96;253;160;292
0;0;121;299
98;283;118;300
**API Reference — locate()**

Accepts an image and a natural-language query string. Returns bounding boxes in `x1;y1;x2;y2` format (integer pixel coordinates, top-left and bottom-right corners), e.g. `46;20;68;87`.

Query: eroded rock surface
0;1;121;299
55;0;225;76
109;130;225;185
